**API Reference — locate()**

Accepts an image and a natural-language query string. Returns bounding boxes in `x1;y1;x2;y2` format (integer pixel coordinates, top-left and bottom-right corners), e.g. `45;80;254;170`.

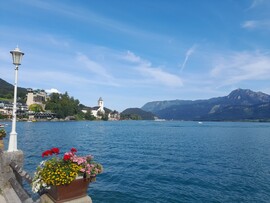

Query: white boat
154;118;166;122
0;124;4;128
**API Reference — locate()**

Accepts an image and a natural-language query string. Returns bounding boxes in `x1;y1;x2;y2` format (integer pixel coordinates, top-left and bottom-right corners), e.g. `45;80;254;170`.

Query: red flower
42;150;53;157
41;151;47;157
71;148;77;153
63;154;71;161
51;147;60;154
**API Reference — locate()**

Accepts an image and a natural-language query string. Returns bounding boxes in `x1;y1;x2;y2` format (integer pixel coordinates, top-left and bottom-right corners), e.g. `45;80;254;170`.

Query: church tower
98;97;104;112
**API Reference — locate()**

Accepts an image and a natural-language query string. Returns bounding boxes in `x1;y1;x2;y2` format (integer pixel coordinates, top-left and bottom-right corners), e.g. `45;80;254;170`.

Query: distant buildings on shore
0;101;28;117
90;97;120;120
0;88;120;121
26;88;47;110
91;97;105;118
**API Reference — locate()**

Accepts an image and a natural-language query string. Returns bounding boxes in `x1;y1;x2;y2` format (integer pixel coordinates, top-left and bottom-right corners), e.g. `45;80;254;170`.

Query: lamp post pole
8;47;24;152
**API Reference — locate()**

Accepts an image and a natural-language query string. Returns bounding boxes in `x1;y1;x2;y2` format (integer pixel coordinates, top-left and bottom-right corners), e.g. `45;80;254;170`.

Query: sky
1;0;270;111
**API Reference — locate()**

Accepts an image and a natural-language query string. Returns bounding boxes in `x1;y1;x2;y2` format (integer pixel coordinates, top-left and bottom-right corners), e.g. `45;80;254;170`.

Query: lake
2;121;270;202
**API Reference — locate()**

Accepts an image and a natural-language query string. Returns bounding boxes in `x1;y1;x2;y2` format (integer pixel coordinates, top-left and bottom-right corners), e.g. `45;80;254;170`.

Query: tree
84;111;96;120
45;92;81;119
29;104;43;112
120;113;141;120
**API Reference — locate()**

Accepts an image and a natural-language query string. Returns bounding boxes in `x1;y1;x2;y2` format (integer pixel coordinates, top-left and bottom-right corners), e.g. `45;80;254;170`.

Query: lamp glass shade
10;47;24;66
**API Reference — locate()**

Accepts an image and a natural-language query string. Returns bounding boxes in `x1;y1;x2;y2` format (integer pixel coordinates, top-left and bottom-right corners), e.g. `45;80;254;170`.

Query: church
91;97;105;119
90;97;120;120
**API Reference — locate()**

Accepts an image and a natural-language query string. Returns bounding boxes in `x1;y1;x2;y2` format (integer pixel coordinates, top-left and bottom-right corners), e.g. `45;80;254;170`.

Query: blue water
2;121;270;202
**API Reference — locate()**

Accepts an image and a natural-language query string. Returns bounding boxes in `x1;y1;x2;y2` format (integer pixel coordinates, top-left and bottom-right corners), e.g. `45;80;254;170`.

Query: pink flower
80;168;86;172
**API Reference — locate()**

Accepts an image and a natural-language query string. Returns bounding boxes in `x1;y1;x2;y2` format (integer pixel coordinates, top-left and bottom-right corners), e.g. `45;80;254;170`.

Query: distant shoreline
1;118;270;123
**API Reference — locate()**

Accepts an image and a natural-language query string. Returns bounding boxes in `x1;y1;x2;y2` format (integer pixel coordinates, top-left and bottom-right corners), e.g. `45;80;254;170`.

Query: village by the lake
1;1;270;203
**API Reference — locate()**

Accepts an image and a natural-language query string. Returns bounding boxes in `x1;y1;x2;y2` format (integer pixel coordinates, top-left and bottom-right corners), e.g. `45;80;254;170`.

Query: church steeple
98;97;104;111
98;97;103;109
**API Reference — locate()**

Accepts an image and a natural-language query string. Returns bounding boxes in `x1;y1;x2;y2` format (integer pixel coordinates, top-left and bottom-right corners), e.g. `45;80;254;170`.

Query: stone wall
0;150;24;189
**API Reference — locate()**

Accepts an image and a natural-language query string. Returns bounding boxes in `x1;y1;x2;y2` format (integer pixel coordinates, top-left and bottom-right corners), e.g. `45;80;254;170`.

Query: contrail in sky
180;45;196;72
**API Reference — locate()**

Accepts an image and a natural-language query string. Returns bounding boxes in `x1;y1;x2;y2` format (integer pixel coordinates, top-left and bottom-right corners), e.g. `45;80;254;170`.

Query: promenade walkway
1;186;23;203
0;193;7;203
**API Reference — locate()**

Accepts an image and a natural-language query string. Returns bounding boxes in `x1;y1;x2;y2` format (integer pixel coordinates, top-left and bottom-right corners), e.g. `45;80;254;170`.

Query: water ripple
2;121;270;202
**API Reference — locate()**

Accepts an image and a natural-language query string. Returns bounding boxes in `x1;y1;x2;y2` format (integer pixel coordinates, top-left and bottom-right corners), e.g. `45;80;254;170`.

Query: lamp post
8;47;24;152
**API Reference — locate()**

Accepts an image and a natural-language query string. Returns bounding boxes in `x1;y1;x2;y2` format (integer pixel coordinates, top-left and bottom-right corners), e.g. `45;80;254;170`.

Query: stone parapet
2;185;21;203
0;150;24;189
40;194;92;203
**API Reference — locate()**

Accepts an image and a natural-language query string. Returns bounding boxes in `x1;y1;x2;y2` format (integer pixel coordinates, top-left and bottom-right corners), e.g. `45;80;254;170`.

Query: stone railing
0;150;36;203
9;161;34;202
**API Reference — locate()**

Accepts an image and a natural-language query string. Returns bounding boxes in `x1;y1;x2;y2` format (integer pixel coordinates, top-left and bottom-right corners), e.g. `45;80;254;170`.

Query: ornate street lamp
8;47;24;152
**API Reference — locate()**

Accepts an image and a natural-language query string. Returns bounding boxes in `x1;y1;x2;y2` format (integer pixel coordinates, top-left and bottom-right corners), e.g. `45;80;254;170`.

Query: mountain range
141;89;270;121
1;77;270;121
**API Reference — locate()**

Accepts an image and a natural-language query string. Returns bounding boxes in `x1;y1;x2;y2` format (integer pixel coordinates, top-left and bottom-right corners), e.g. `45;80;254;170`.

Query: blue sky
1;0;270;111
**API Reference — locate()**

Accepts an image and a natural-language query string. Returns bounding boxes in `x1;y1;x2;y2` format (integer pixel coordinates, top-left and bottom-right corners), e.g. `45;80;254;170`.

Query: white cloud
210;51;270;87
45;88;60;94
22;0;171;42
43;35;70;48
124;50;145;63
242;20;257;29
138;66;183;87
123;51;183;87
248;0;265;9
244;1;270;31
76;53;112;79
180;45;197;72
242;20;270;30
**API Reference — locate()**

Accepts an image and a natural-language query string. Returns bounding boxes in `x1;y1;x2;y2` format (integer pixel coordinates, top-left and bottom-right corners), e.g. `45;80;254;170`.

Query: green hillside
121;108;155;120
0;78;27;102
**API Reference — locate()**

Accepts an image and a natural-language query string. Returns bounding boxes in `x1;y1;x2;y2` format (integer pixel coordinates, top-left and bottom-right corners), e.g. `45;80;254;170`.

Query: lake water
2;121;270;202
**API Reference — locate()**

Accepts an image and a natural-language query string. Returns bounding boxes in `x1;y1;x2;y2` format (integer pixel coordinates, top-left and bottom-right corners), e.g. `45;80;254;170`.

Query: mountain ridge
141;89;270;121
0;78;27;101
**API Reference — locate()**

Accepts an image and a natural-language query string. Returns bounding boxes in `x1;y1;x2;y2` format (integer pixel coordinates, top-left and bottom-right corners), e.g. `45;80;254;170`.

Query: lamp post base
7;132;18;152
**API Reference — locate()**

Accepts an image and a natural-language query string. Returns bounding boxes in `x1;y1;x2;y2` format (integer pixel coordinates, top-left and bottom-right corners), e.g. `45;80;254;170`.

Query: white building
91;97;105;118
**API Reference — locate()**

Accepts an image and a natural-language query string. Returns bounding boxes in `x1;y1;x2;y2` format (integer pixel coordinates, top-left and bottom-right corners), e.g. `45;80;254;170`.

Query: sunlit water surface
2;121;270;202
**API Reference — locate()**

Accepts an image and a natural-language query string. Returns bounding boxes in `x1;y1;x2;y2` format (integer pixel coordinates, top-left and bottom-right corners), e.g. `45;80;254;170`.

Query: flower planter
46;177;93;203
0;138;4;151
0;129;6;150
32;147;103;201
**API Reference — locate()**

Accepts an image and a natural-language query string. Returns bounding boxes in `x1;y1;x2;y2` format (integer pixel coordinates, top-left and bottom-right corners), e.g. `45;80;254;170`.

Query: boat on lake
154;118;166;122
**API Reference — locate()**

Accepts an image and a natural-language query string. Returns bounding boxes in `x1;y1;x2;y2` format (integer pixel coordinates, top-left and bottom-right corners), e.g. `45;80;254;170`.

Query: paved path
1;187;23;203
0;193;7;203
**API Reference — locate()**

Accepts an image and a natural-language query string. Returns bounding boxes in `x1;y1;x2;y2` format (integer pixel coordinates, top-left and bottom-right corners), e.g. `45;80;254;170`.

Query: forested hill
121;108;156;120
0;78;27;101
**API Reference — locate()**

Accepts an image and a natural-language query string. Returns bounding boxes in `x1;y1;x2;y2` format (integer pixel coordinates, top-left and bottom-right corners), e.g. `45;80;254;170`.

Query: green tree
84;111;96;120
101;113;109;121
29;104;43;112
120;113;141;120
45;92;81;119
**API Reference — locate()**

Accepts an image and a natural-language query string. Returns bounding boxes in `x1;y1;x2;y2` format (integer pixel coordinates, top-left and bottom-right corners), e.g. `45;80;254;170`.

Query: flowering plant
32;147;103;193
0;129;6;138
